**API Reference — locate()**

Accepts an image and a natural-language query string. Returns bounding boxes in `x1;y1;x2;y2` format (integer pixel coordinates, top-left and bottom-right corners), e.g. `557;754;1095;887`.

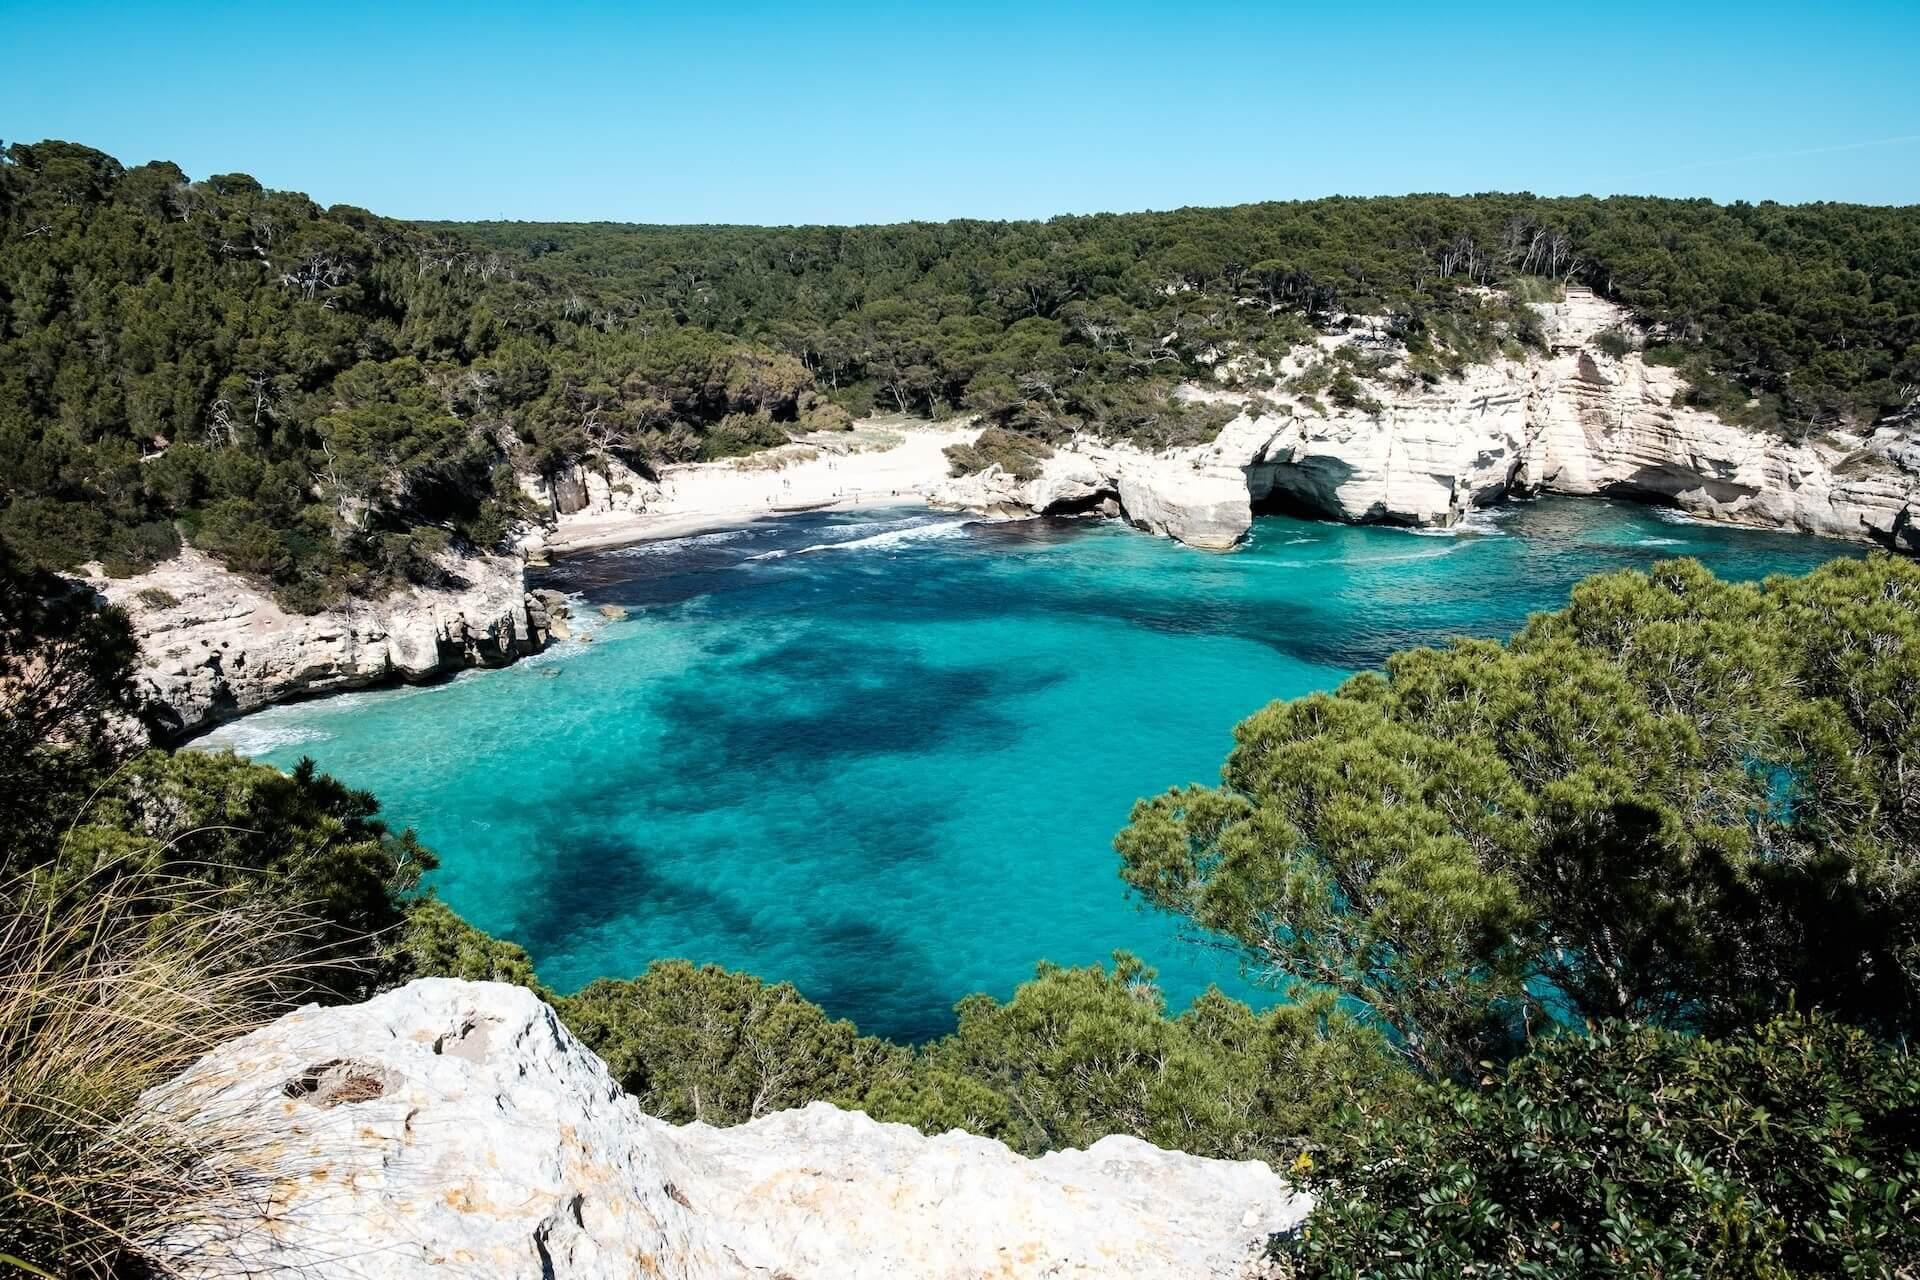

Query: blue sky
3;1;1916;223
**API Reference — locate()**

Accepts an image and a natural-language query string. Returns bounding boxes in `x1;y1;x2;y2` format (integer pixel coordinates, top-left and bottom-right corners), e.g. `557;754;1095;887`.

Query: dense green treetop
1281;1014;1918;1278
1117;554;1920;1077
0;141;831;608
435;193;1920;434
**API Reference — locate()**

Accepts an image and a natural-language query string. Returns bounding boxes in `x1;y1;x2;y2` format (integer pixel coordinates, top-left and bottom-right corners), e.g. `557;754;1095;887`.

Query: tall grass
0;869;319;1278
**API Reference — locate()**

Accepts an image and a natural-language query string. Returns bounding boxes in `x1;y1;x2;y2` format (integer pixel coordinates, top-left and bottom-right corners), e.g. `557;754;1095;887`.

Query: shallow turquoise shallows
200;498;1860;1040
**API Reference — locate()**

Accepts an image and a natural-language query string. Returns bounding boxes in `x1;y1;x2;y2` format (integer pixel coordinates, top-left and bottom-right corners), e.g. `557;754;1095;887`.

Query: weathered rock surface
930;447;1113;520
91;548;557;737
934;291;1920;551
140;979;1309;1279
930;441;1254;549
1114;458;1254;550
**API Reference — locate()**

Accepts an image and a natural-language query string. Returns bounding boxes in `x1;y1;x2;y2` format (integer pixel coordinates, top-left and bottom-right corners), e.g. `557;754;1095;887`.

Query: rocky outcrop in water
91;549;562;737
934;291;1920;551
138;978;1310;1279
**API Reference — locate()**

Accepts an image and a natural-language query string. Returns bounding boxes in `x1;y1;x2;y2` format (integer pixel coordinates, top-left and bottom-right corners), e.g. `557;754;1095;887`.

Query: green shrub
698;411;791;461
395;897;546;995
1280;1016;1920;1279
891;954;1410;1161
41;750;435;999
0;498;109;571
1327;370;1384;414
560;961;911;1124
132;587;179;609
943;426;1056;481
1594;326;1636;358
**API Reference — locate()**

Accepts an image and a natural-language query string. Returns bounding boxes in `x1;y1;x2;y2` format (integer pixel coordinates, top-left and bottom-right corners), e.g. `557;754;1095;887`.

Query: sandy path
541;421;978;556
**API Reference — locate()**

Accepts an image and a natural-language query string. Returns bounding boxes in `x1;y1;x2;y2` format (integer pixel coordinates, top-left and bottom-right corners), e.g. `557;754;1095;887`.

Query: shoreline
540;489;949;559
533;420;979;561
101;378;1915;741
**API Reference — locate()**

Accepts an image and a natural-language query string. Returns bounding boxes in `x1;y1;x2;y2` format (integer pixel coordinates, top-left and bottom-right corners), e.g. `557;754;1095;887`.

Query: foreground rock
91;549;558;737
934;290;1920;552
139;979;1309;1279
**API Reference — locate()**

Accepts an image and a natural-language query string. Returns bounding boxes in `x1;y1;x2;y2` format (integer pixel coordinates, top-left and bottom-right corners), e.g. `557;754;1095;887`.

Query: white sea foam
751;519;970;560
1339;544;1467;566
1650;506;1712;526
607;528;755;558
1399;507;1514;538
194;713;330;756
1635;536;1685;547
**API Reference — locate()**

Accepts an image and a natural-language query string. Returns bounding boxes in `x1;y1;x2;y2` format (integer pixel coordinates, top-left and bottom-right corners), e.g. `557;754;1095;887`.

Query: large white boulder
1115;459;1254;549
138;978;1311;1279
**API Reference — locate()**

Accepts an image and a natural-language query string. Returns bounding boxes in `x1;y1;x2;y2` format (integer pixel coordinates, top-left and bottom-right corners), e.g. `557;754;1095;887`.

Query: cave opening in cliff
1039;489;1119;518
1248;482;1343;525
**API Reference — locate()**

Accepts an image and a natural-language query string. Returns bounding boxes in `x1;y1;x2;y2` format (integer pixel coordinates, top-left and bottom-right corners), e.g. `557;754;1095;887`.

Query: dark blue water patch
204;496;1866;1041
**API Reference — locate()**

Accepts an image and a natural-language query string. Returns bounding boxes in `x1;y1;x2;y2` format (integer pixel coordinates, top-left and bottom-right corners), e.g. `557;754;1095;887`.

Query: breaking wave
750;519;971;560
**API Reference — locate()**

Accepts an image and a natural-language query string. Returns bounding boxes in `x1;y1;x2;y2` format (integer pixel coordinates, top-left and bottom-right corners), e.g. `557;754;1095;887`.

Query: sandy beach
539;420;979;557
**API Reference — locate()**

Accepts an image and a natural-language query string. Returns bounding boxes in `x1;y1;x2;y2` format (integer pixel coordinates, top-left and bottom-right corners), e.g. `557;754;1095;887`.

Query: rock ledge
91;548;560;737
140;978;1310;1279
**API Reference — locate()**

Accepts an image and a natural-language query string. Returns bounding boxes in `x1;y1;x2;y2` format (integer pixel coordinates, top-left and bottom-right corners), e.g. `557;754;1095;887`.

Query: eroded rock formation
91;549;561;737
138;978;1309;1279
933;292;1920;552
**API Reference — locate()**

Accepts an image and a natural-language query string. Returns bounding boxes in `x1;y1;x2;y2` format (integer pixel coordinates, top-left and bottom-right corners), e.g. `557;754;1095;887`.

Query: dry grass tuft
0;868;320;1278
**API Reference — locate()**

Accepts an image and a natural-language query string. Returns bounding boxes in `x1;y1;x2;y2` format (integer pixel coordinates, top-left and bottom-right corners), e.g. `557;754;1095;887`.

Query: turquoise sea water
200;498;1860;1040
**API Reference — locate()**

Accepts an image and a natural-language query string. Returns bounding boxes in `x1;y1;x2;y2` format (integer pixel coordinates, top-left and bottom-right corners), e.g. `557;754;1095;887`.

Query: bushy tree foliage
1121;556;1912;1074
1106;554;1920;1274
33;750;432;997
1117;555;1920;1078
396;896;545;992
553;953;1404;1161
1280;1015;1920;1279
0;545;143;857
561;961;912;1125
443;195;1920;437
0;142;818;609
942;425;1055;481
896;954;1405;1162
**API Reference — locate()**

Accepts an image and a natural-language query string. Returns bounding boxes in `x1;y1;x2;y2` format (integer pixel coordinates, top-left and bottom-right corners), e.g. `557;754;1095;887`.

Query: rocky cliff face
92;549;562;738
934;292;1920;552
930;441;1254;550
138;978;1309;1279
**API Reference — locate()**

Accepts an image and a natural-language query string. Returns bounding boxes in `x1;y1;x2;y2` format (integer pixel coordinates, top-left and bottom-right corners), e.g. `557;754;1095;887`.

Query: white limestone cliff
933;291;1920;552
90;548;556;737
137;978;1310;1280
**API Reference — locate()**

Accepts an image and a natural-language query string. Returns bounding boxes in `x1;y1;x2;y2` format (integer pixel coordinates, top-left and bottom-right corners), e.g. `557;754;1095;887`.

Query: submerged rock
138;979;1310;1279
